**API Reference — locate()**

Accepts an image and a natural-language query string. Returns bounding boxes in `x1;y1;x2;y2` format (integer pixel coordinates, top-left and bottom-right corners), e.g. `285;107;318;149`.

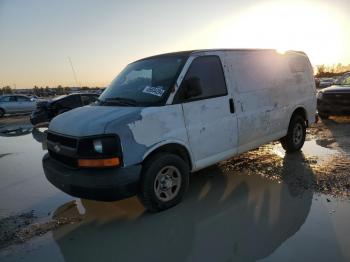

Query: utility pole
68;56;80;88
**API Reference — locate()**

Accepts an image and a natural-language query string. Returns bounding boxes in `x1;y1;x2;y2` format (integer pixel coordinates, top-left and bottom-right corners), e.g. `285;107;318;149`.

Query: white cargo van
43;49;316;212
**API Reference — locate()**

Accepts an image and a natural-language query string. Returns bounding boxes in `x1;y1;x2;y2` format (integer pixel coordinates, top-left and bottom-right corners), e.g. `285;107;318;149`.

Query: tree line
2;63;350;95
315;63;350;78
1;85;101;96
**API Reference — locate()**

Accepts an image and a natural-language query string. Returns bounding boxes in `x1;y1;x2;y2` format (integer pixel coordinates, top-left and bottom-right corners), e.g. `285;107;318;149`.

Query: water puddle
0;125;33;137
0;119;349;261
1;173;350;262
273;140;339;163
0;130;71;218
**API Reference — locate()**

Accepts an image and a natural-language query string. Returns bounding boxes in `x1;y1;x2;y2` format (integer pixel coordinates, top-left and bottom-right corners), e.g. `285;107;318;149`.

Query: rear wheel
280;114;306;153
0;108;4;118
138;153;189;212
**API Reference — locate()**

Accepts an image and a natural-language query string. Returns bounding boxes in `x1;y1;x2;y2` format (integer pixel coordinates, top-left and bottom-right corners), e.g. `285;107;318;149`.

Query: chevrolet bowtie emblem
54;143;61;153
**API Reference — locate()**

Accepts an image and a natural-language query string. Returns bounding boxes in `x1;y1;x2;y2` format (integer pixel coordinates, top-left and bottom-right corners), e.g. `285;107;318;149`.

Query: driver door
175;55;238;169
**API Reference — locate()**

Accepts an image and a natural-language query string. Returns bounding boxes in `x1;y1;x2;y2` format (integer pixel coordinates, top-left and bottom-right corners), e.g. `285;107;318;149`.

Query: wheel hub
160;175;173;191
154;165;182;201
293;123;303;145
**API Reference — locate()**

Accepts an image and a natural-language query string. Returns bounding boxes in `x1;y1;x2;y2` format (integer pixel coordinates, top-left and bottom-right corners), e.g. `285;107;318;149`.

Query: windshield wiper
103;97;138;106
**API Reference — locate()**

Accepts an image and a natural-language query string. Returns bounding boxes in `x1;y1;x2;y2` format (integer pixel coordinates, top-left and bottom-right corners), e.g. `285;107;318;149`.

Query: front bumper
43;153;141;201
317;99;350;115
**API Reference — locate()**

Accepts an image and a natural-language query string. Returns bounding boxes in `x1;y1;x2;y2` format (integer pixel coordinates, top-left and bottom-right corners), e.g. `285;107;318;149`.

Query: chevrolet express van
43;49;316;212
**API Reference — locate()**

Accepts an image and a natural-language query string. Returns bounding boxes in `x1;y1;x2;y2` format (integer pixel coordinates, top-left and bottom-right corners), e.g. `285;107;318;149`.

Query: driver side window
16;96;30;102
175;56;228;103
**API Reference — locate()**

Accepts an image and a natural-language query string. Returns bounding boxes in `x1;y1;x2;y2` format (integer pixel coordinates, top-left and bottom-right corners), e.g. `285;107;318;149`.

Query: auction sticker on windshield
142;86;165;97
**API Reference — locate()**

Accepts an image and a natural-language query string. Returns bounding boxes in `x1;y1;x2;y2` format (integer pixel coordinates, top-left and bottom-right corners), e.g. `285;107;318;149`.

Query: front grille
49;150;77;168
323;93;350;106
47;132;77;148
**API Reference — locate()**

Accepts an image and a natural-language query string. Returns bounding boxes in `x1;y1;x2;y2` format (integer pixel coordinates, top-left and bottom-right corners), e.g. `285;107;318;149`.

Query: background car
0;95;36;117
28;95;41;101
30;93;98;125
314;77;320;88
318;78;334;88
317;74;350;119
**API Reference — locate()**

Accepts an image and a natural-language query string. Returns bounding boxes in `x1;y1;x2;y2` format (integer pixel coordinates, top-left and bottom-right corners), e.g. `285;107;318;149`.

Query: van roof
136;49;306;62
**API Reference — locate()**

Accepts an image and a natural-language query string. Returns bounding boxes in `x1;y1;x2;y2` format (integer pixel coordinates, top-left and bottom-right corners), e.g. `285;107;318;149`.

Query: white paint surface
130;49;316;171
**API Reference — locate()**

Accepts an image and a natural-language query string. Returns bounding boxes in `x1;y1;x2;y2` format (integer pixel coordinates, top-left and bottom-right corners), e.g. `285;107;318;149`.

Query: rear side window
176;56;227;102
58;95;82;108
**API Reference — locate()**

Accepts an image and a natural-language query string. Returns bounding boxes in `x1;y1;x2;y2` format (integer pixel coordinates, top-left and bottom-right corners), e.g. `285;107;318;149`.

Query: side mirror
184;77;202;99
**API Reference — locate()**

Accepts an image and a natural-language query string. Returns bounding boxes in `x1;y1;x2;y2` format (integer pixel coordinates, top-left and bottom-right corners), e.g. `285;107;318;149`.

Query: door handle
229;98;235;114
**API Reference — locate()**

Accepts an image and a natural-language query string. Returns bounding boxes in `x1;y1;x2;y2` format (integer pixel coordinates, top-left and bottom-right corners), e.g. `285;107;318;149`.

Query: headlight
93;139;103;153
317;92;323;99
78;135;121;157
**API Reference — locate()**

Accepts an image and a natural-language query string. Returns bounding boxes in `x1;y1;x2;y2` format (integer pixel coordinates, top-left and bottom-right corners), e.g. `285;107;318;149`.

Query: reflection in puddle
273;140;339;163
0;125;33;137
0;128;67;218
50;170;313;262
31;127;48;149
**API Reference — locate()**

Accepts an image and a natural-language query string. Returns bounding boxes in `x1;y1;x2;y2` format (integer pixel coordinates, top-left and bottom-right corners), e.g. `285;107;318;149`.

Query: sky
1;0;350;88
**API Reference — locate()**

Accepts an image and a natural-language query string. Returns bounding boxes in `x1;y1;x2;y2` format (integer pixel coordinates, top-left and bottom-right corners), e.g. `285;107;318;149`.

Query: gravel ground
0;211;82;249
220;116;350;198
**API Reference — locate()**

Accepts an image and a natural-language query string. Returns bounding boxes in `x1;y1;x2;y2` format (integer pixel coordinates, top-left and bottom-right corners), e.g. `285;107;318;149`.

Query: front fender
142;140;194;170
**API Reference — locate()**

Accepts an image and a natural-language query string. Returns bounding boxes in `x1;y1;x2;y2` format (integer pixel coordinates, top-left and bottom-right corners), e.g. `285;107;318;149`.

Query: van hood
49;105;142;137
321;85;350;93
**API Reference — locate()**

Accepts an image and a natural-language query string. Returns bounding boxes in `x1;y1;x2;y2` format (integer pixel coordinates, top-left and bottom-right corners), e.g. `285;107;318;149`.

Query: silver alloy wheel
154;165;182;202
293;122;303;145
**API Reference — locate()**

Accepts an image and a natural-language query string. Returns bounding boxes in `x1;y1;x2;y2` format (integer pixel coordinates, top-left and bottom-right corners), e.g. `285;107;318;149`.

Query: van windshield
98;55;187;106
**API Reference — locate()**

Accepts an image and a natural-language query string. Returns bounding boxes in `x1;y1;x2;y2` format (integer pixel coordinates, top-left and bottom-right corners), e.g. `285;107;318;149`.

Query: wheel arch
290;106;308;127
142;141;194;171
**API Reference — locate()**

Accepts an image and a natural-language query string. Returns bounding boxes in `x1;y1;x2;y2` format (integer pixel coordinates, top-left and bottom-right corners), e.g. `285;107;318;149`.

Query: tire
280;114;306;153
318;113;329;120
30;117;39;125
138;153;190;212
0;108;4;118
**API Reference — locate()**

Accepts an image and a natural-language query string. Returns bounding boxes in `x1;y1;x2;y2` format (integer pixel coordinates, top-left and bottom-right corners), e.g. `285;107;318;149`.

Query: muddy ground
222;116;350;198
0;115;350;256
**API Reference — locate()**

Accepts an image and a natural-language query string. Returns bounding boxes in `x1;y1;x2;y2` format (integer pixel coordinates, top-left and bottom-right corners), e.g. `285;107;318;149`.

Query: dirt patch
220;117;350;198
0;115;32;137
307;122;332;140
220;146;350;198
0;211;82;249
0;115;30;127
310;155;350;196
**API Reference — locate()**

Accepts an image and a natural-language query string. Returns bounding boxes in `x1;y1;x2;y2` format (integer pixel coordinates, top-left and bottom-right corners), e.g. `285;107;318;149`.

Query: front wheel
138;153;189;212
280;115;306;153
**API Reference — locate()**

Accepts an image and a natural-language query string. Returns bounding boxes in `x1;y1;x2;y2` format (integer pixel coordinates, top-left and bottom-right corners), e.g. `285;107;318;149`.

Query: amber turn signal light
78;157;120;168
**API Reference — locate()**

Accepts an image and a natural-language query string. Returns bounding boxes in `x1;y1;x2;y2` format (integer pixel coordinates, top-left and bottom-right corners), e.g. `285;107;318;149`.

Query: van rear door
175;55;238;169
